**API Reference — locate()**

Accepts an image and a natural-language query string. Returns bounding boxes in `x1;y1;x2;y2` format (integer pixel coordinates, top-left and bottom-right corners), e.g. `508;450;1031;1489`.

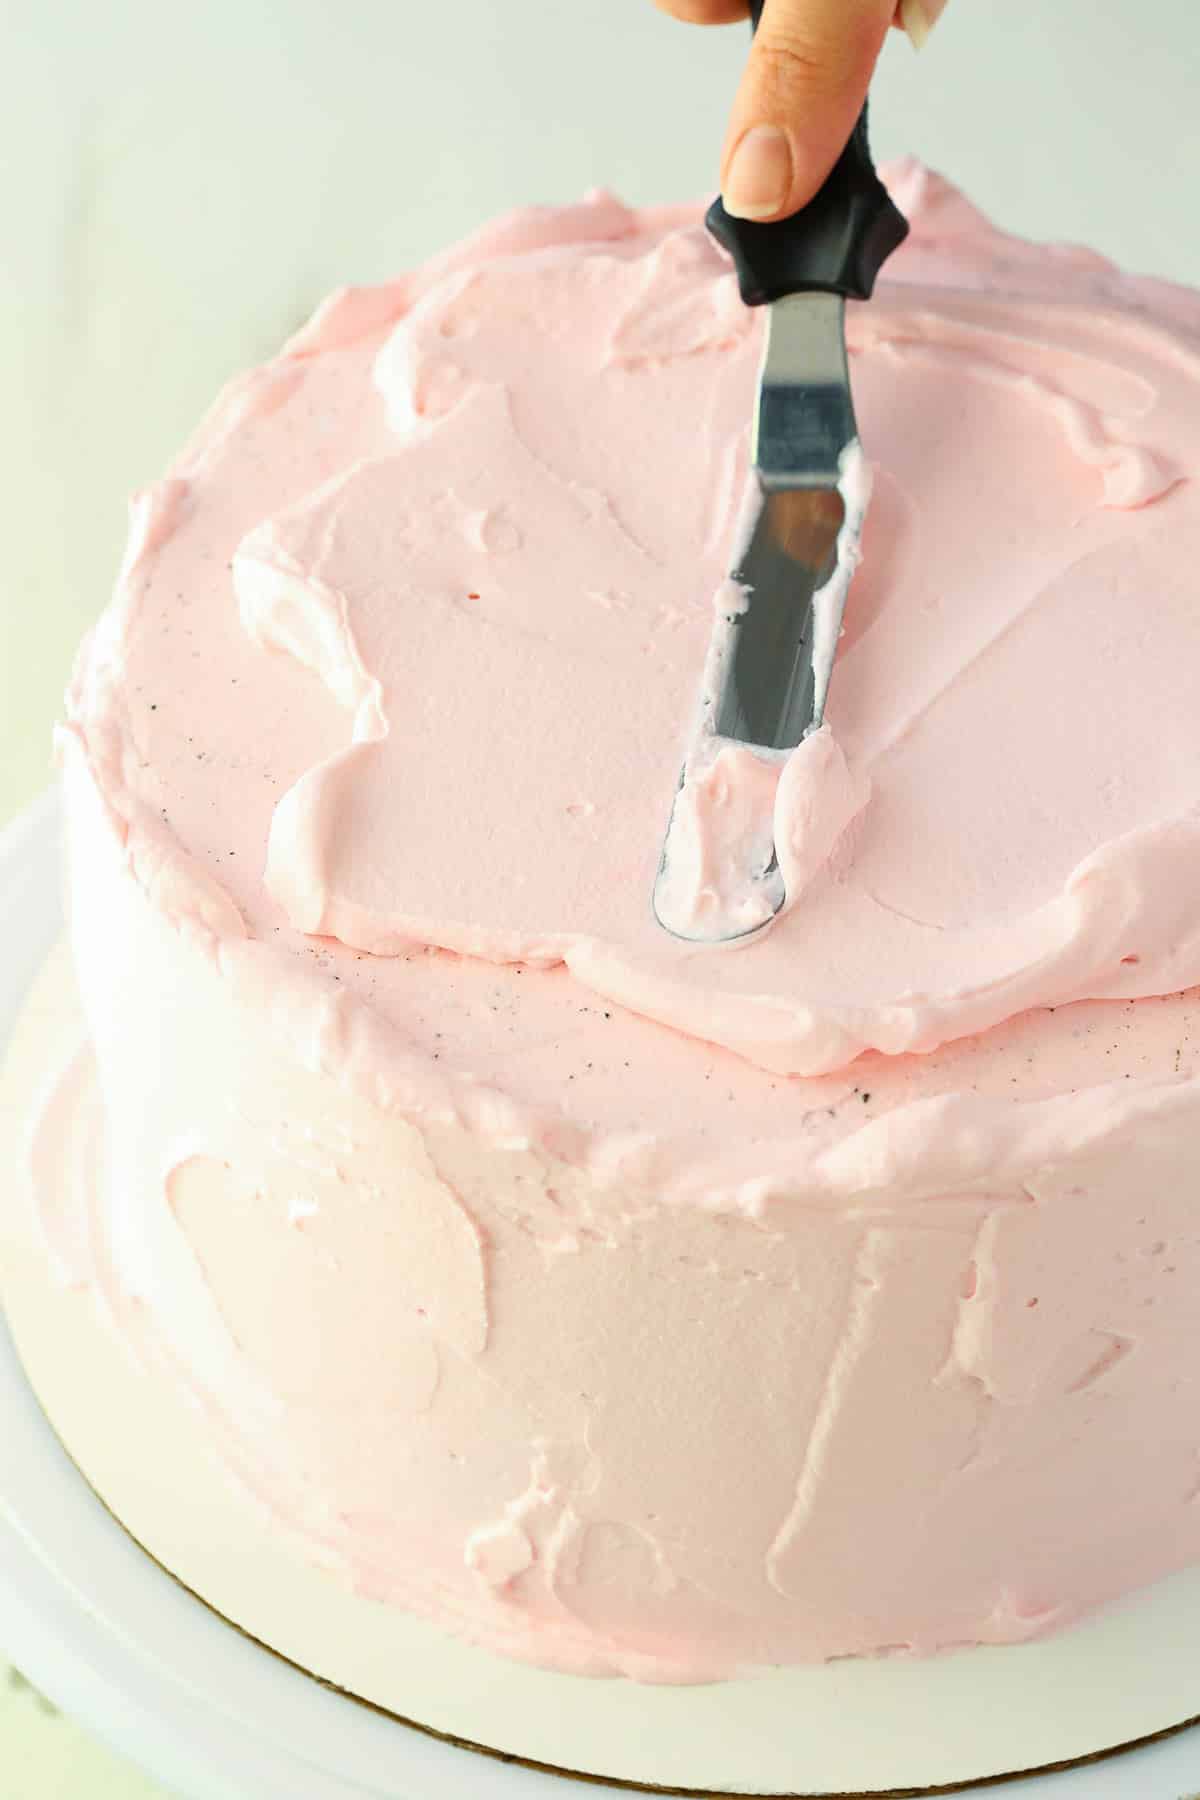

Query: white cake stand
3;789;1200;1800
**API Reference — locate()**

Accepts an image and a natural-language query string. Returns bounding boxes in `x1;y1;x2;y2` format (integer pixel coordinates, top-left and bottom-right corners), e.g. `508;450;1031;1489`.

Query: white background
2;0;1200;825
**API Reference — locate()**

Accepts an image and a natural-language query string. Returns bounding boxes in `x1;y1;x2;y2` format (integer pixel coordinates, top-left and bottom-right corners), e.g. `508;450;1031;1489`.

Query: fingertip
722;124;795;221
720;5;888;221
652;0;749;23
721;98;866;222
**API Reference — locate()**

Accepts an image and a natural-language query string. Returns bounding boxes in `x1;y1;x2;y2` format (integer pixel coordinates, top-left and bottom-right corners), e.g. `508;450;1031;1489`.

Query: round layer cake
22;163;1200;1691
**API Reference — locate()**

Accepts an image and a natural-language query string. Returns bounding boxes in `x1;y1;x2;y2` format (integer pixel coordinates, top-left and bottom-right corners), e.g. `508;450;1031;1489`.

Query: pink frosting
652;728;872;943
74;164;1198;1083
43;166;1200;1682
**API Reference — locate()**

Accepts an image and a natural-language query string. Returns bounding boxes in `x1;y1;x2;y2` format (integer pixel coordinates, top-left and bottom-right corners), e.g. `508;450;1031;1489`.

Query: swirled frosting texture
47;167;1200;1682
213;171;1200;1078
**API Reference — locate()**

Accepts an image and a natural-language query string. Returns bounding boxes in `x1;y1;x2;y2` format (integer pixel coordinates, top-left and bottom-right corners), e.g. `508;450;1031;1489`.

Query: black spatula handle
706;3;908;305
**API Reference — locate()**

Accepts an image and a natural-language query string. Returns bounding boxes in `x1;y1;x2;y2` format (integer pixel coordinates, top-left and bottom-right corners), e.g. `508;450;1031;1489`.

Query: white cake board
3;788;1200;1800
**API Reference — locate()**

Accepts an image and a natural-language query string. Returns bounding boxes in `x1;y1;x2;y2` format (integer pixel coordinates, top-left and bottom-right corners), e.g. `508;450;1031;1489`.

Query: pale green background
0;1670;167;1798
3;0;1199;1793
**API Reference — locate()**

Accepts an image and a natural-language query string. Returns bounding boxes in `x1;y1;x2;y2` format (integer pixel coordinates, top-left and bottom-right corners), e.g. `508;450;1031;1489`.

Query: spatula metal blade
654;292;864;943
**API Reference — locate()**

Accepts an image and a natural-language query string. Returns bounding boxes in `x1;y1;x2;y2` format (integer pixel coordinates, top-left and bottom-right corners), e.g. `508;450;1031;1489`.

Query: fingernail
723;125;793;221
898;0;945;48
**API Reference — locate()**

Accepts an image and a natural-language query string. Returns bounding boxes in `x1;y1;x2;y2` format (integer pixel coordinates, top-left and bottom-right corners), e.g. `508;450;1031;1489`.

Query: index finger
720;0;894;220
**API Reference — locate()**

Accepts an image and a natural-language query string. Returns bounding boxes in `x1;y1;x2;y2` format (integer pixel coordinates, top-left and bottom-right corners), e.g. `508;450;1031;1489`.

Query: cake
12;162;1200;1718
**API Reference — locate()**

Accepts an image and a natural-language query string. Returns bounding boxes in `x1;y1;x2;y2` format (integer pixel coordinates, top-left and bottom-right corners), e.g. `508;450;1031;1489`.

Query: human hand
655;0;947;222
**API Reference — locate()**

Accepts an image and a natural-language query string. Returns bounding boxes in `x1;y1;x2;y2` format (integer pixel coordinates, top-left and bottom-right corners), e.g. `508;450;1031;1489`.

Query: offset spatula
653;14;907;941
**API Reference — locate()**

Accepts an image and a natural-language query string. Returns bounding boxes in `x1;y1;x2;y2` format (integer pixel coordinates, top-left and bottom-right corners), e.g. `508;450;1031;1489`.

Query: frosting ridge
216;194;1200;1076
64;165;1200;1102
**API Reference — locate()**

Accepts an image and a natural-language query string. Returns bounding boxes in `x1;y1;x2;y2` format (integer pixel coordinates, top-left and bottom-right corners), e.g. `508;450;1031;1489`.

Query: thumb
720;0;894;222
